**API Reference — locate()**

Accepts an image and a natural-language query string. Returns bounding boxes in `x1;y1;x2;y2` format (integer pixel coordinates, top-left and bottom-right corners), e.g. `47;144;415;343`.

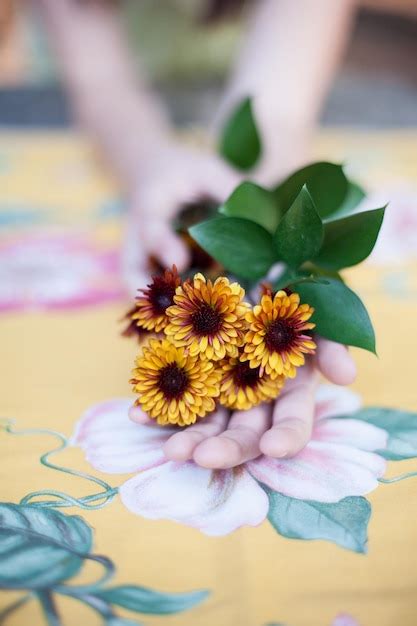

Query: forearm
35;0;171;186
215;0;357;177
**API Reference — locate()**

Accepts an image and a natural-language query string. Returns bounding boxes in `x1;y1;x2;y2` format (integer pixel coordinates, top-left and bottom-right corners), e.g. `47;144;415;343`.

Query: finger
129;404;156;426
140;219;190;272
121;217;150;296
315;337;356;385
163;407;229;462
193;404;271;469
260;364;319;458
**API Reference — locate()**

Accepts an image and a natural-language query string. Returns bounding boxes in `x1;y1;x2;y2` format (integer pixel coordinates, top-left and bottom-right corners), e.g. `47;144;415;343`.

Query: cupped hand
129;337;356;468
121;140;240;294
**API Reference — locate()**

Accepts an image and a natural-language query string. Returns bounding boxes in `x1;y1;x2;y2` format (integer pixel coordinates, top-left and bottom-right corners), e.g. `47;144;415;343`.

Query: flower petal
315;385;362;421
313;417;388;452
247;439;386;503
73;399;175;474
120;462;269;536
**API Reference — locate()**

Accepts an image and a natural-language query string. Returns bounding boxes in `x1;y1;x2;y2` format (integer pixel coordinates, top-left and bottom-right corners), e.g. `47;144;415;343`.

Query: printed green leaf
296;278;376;353
0;503;92;589
274;186;323;268
314;207;385;270
265;489;371;553
273;162;348;219
96;586;209;615
219;97;261;170
327;180;366;220
219;181;280;232
340;408;417;461
189;217;277;280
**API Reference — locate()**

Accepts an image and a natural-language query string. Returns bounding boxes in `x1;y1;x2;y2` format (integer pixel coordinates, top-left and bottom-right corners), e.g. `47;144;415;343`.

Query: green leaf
96;586;209;615
219;181;280;232
265;489;371;553
273;162;348;219
274;186;323;268
296;278;376;352
0;503;92;589
328;180;366;220
189;217;277;280
314;207;385;270
340;408;417;461
219;97;261;170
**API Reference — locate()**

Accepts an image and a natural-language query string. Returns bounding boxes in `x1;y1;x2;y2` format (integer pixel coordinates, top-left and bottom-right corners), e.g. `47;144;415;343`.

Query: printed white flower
73;386;387;536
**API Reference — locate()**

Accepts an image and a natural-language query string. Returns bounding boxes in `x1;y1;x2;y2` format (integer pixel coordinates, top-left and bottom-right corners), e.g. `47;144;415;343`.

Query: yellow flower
219;352;284;410
127;266;181;334
165;273;249;360
131;338;220;426
242;290;316;378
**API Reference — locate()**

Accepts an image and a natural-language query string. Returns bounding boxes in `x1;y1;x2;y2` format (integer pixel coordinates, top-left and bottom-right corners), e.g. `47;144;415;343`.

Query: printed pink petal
315;385;362;421
73;399;175;474
314;418;387;452
120;462;269;536
0;232;123;312
331;613;361;626
247;440;386;503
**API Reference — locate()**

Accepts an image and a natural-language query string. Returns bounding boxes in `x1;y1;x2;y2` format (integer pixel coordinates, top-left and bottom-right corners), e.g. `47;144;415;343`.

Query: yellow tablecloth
1;129;417;626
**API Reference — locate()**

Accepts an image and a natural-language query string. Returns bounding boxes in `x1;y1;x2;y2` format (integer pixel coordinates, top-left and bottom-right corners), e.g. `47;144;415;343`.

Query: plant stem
37;591;62;626
0;593;33;624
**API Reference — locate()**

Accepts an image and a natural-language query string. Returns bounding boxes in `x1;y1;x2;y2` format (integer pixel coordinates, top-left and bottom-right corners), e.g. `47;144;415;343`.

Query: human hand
129;337;356;468
121;140;240;294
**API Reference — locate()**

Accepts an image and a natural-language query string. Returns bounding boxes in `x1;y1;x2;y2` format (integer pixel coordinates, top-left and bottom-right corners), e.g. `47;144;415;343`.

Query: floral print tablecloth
1;129;417;626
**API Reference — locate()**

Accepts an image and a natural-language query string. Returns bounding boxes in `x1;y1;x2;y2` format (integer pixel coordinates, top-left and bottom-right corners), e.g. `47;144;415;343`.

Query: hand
121;140;240;294
129;337;356;468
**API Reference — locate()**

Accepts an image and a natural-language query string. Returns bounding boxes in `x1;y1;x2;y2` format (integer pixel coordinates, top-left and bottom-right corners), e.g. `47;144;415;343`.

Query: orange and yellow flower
242;290;316;379
165;273;249;360
219;352;285;410
131;338;221;426
127;266;181;334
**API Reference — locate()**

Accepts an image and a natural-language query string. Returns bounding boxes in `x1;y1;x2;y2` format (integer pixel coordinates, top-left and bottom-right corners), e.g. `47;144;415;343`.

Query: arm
214;0;357;182
34;0;170;188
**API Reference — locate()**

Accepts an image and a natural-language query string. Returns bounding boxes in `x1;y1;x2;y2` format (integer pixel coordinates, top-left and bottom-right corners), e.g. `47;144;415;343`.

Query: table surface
1;129;417;626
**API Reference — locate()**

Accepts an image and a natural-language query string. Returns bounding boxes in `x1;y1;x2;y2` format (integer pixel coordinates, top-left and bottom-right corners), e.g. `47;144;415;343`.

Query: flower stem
0;593;33;624
1;419;117;510
37;591;62;626
379;470;417;484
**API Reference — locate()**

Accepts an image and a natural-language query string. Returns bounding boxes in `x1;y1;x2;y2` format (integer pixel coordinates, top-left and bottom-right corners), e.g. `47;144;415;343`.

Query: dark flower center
191;303;222;336
265;319;295;352
233;362;261;389
158;364;189;399
149;284;176;314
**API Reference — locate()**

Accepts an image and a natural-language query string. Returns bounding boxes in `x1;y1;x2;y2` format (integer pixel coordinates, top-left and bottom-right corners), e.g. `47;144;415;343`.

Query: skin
129;337;356;469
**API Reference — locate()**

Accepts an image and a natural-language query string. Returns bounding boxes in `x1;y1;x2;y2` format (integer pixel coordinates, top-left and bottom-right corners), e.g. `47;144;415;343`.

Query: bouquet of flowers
123;98;384;427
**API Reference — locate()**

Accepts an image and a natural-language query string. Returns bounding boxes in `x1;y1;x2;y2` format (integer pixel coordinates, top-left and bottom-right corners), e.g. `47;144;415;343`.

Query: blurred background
0;1;417;128
1;2;417;626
